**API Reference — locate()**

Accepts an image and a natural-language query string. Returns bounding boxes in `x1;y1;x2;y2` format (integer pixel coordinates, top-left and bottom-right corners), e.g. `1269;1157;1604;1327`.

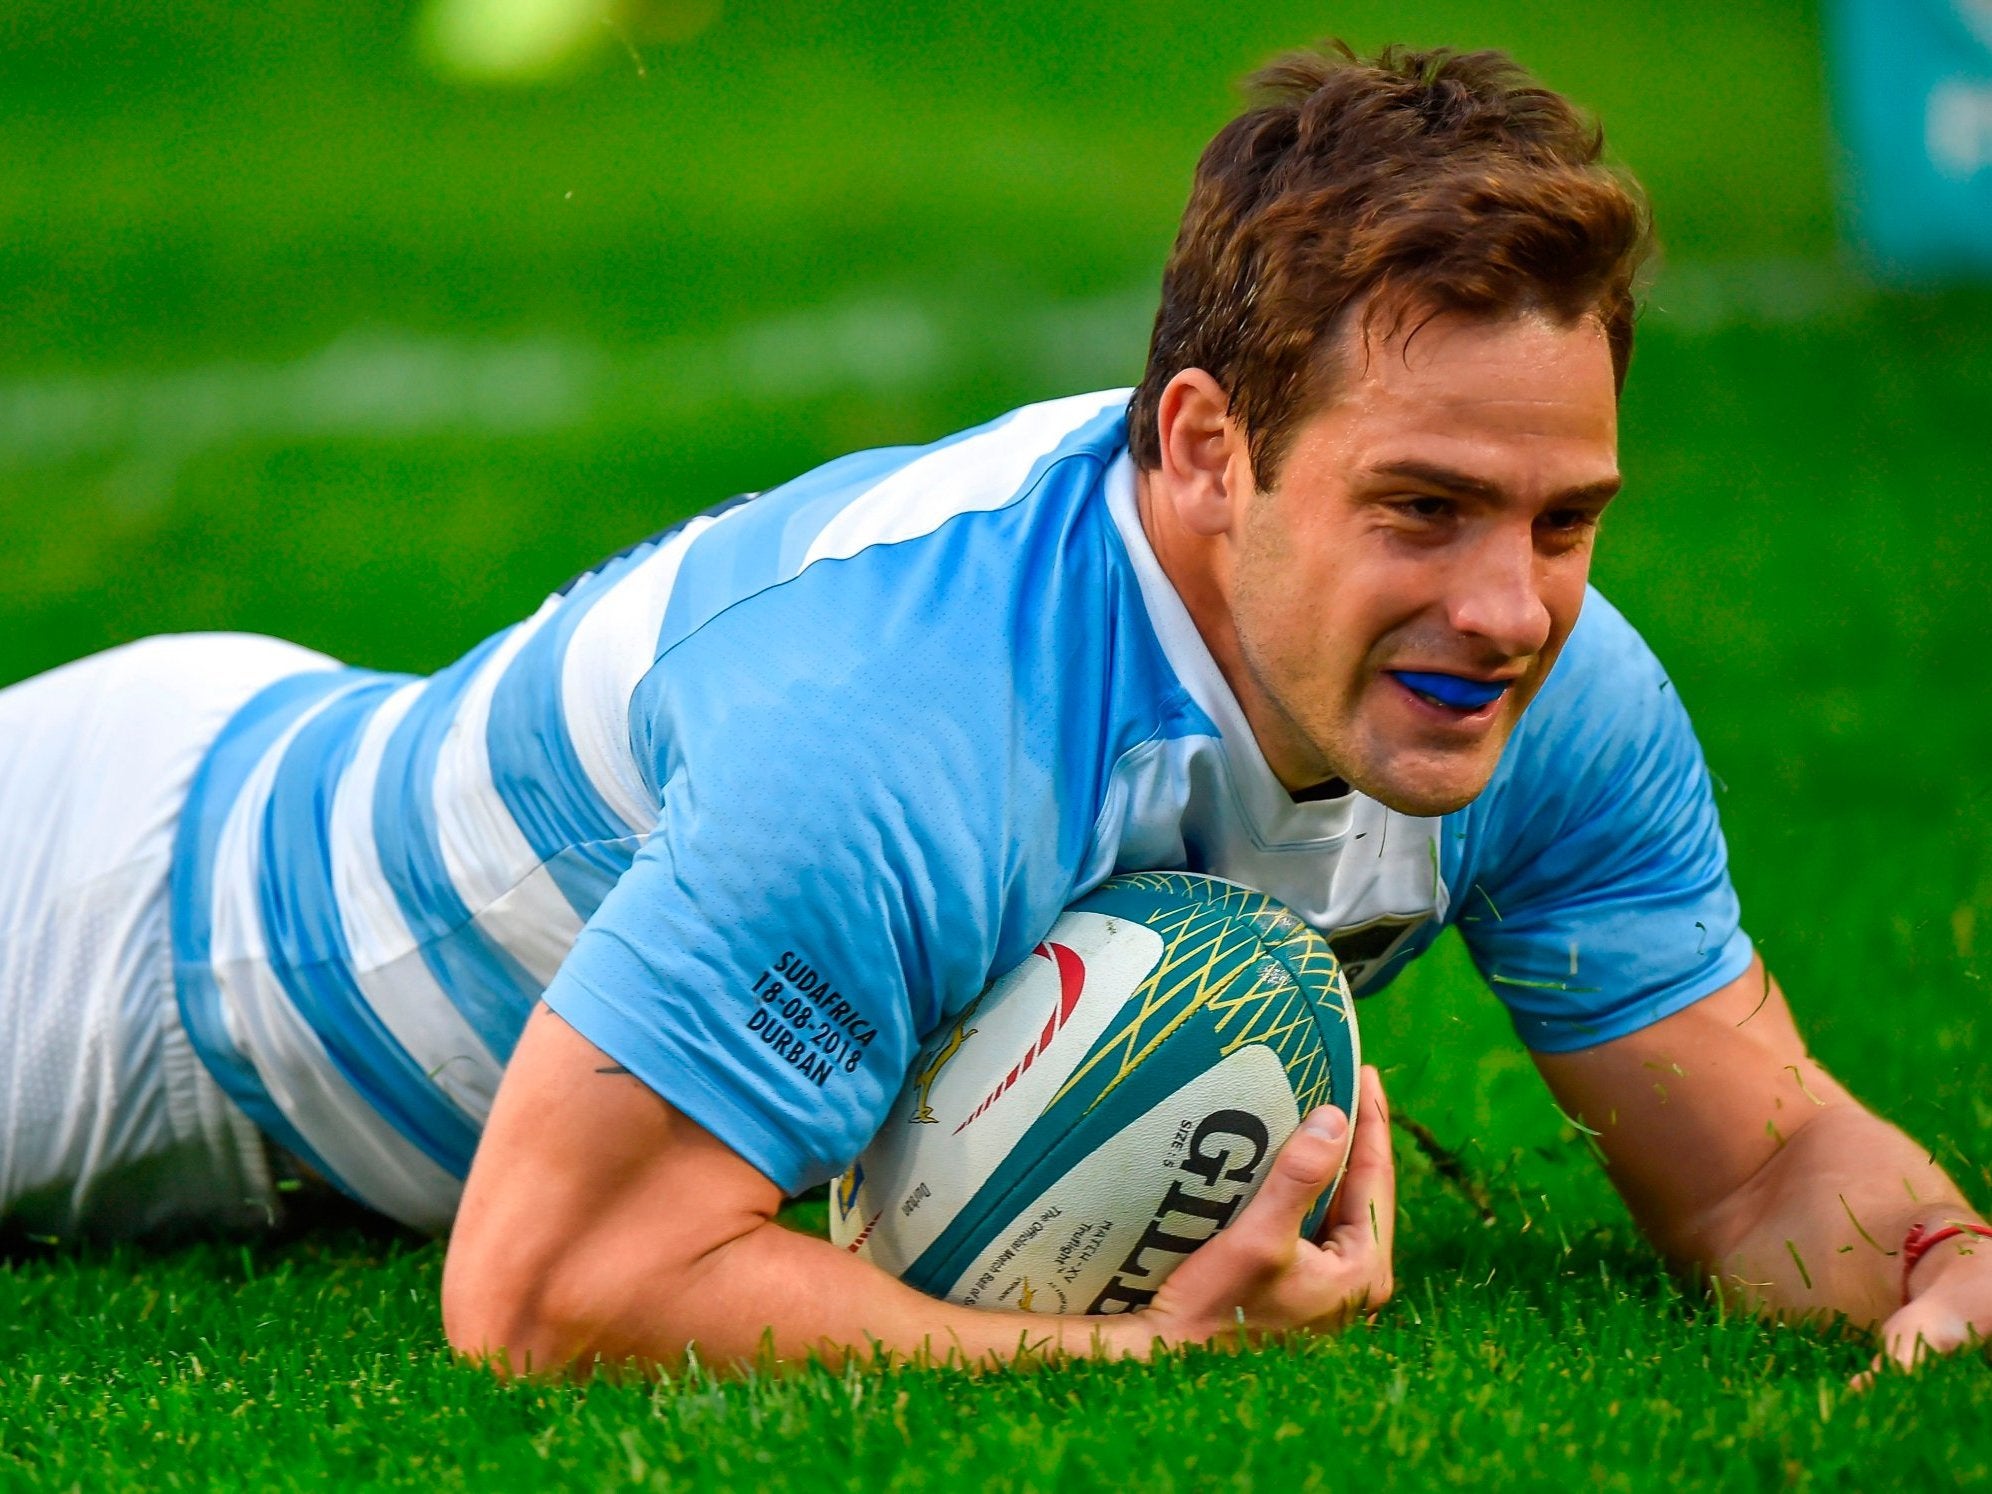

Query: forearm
449;1049;1395;1378
450;1213;1147;1376
451;1013;1391;1376
1688;1100;1978;1329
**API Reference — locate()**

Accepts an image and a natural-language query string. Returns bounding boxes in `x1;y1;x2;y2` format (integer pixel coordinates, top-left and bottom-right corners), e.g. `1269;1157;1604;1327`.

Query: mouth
1385;669;1514;722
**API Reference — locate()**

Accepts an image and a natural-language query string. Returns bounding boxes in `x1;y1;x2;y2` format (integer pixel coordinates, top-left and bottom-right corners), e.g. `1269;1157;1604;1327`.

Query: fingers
1323;1066;1396;1264
1882;1301;1963;1371
1851;1302;1980;1390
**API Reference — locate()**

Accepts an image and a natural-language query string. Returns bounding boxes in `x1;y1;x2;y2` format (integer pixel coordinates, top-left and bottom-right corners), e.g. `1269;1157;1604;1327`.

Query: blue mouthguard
1389;670;1509;710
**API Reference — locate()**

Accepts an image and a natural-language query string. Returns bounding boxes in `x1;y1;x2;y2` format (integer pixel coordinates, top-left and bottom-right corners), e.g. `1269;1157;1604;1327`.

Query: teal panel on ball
901;872;1357;1298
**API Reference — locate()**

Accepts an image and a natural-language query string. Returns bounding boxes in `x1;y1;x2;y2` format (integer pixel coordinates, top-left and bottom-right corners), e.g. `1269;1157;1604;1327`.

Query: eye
1540;507;1600;533
1396;496;1453;522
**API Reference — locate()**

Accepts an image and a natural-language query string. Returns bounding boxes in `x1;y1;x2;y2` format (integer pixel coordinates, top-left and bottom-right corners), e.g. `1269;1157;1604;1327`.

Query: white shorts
0;634;337;1240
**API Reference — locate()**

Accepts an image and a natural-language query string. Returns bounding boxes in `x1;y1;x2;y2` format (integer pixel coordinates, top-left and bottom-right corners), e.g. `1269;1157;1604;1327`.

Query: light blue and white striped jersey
169;390;1752;1231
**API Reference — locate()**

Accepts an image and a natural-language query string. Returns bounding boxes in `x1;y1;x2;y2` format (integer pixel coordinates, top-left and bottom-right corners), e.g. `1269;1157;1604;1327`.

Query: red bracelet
1901;1220;1992;1304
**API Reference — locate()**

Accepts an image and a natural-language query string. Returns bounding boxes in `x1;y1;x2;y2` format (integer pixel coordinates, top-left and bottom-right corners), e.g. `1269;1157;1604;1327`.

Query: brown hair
1127;42;1653;482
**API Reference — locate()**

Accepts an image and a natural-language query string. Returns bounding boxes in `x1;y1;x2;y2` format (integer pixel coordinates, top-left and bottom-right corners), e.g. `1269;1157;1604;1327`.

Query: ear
1153;369;1254;537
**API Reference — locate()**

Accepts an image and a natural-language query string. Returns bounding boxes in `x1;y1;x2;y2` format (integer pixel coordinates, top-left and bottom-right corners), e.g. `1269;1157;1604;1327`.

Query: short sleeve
1443;591;1754;1053
537;495;1133;1193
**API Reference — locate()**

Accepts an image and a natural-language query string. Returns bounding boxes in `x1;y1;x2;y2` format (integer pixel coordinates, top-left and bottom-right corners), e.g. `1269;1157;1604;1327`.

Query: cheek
1242;515;1428;680
1337;556;1449;652
1540;564;1593;644
1268;555;1372;655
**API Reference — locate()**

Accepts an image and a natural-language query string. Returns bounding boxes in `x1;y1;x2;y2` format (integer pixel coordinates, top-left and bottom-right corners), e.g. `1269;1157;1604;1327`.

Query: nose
1447;527;1552;660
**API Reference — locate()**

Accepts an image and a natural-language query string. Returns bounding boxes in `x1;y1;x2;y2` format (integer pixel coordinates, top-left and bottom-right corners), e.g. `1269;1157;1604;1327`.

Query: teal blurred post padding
1833;0;1992;276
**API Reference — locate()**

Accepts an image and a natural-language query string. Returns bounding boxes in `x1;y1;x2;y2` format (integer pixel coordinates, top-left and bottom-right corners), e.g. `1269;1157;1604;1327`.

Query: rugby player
2;44;1986;1380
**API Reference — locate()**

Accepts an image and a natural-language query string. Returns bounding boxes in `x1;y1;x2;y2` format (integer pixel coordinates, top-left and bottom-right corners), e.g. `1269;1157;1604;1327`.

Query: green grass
4;1;1991;1487
6;1214;1992;1489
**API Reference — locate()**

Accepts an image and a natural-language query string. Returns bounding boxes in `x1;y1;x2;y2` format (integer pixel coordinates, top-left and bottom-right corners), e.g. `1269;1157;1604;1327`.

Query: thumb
1233;1106;1349;1245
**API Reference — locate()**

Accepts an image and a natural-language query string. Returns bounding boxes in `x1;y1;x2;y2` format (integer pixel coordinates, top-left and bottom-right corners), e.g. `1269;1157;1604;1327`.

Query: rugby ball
829;872;1358;1315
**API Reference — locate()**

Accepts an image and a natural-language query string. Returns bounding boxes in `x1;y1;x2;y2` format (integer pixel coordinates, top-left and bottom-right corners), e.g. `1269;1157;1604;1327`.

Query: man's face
1227;309;1622;816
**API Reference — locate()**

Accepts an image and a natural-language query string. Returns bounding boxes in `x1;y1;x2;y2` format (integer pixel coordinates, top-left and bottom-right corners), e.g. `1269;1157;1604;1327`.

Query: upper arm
1531;956;1852;1258
441;1002;782;1372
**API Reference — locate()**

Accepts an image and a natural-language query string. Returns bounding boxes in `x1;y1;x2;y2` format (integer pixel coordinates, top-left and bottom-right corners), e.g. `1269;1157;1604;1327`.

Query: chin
1344;755;1499;819
1363;782;1482;818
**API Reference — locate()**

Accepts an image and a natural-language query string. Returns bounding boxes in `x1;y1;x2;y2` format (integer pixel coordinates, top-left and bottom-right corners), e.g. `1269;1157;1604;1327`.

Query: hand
1854;1223;1992;1390
1112;1064;1396;1354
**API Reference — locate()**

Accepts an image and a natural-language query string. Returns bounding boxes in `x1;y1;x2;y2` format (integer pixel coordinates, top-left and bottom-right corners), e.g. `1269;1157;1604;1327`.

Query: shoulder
629;392;1185;818
640;391;1167;728
654;389;1135;652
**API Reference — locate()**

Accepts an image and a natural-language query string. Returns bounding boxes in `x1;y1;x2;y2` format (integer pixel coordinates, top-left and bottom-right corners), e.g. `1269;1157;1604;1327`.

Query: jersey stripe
257;680;484;1172
490;573;637;920
174;668;357;1186
647;406;1066;656
371;634;539;1061
800;392;1126;567
199;672;466;1228
767;443;966;574
330;682;427;971
558;518;716;833
488;531;708;922
430;598;585;989
329;682;502;1123
638;393;1132;765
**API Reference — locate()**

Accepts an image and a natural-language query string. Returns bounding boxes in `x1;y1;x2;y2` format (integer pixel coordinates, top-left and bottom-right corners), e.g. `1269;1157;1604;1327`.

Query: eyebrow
1370;459;1622;505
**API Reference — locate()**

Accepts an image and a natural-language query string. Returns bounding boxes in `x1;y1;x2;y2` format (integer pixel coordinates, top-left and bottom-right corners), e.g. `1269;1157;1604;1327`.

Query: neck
1132;466;1336;794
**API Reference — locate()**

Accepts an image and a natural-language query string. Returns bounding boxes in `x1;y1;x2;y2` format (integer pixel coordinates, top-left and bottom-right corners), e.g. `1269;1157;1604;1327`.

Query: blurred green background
1;0;1987;1194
